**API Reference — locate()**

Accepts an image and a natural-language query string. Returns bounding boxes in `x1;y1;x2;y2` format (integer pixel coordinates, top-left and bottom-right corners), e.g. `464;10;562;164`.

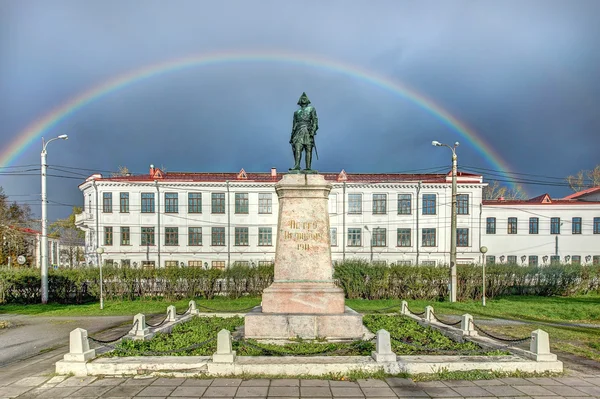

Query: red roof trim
483;199;600;206
562;186;600;199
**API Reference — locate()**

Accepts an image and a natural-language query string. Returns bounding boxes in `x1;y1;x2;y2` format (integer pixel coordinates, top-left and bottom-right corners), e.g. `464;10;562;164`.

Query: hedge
0;260;598;304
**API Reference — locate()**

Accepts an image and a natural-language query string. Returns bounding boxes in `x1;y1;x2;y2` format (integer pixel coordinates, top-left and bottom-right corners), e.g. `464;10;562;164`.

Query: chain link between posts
470;320;531;343
88;320;139;344
431;313;462;326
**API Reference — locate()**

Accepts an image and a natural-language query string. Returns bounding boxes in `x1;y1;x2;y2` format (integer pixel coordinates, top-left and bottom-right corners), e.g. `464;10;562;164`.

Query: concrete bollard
461;314;478;336
425;305;434;322
130;313;150;339
213;329;236;363
371;329;397;362
167;305;177;322
189;300;199;315
400;301;409;315
530;329;557;361
63;328;96;362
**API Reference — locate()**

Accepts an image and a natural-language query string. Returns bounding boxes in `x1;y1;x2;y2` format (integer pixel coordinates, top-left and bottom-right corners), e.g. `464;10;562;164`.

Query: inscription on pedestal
282;220;327;251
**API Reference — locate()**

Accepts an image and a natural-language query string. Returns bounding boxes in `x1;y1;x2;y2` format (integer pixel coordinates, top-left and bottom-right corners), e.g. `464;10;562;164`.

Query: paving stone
209;378;242;387
581;377;600;386
422;387;461;397
300;379;329;387
473;379;506;386
269;379;299;386
514;384;560;396
356;379;389;388
72;385;115;396
151;377;184;386
484;385;530;396
542;384;594;396
453;386;496;397
268;386;300;396
498;377;531;385
384;378;415;387
552;377;595;387
239;379;270;387
202;386;238;396
135;385;176;396
11;376;50;387
120;377;156;386
391;387;430;397
89;378;124;387
300;386;332;397
0;385;34;398
443;380;476;387
45;376;68;385
361;387;397;397
29;387;82;398
570;385;600;396
181;378;213;386
525;377;565;386
329;380;358;387
235;385;269;396
57;376;97;388
416;381;446;388
169;385;207;396
101;384;145;397
330;387;364;397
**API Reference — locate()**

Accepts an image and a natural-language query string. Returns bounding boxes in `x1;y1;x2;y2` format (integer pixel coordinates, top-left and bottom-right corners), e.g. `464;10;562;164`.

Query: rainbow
0;50;519;190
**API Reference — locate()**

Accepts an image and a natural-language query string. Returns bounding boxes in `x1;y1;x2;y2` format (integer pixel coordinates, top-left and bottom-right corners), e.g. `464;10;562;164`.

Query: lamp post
364;225;373;262
432;140;459;303
96;247;104;310
480;246;488;306
41;134;68;304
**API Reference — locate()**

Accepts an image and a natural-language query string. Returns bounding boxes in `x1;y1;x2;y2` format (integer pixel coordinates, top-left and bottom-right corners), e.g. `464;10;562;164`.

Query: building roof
483;192;600;206
562;186;600;200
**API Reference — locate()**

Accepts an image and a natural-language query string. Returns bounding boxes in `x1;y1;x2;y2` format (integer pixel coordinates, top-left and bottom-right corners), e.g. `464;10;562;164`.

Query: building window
212;261;226;270
188;260;203;268
397;194;411;215
141;193;155;213
347;228;362;247
486;217;496;234
529;217;539;234
372;228;386;247
141;227;155;246
141;261;155;269
330;228;337;246
422;228;436;247
550;255;560;265
529;255;538;266
457;194;469;215
258;193;272;214
397;228;411;247
507;255;517;264
486;255;496;265
594;256;600;265
398;260;412;266
572;217;582;234
165;193;178;213
457;228;469;247
595;217;600;234
235;193;249;214
102;193;112;213
119;193;129;213
422;194;436;215
551;217;561;234
348;194;362;214
165;227;178;246
508;217;517;234
234;261;250;267
188;193;202;213
121;259;131;268
212;193;226;214
212;227;225;246
372;194;387;214
120;227;130;245
258;227;272;246
104;227;113;246
165;260;178;268
235;227;249;246
422;260;436;266
258;260;273;266
329;194;337;214
188;227;202;246
572;255;581;265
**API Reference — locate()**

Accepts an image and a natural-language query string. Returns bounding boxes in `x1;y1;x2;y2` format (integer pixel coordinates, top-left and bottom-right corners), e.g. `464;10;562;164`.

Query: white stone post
461;314;478;336
189;300;199;315
425;305;434;322
167;305;176;322
400;301;409;315
130;313;150;339
63;328;96;362
530;329;557;361
213;329;236;363
371;329;397;362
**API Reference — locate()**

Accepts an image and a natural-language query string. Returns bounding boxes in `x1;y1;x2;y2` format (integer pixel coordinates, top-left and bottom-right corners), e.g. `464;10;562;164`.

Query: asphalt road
0;314;131;367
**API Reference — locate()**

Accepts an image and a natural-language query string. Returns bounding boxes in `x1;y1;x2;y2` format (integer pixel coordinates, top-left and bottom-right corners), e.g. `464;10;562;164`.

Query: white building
74;166;600;268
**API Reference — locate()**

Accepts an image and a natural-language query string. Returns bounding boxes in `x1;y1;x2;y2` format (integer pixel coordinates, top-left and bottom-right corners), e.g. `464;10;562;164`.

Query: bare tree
111;165;131;177
50;206;85;268
566;165;600;192
483;180;527;200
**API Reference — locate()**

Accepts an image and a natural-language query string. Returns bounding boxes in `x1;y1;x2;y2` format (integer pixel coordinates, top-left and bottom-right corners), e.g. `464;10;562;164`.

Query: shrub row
1;260;598;304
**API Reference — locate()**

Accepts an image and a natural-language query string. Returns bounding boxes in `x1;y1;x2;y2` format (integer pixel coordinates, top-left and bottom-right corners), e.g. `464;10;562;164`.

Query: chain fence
471;320;531;343
431;313;462;327
194;303;257;313
88;320;138;345
176;304;192;316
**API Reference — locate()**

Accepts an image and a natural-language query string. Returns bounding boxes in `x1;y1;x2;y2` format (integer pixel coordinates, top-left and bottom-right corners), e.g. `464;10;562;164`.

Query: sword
312;135;319;160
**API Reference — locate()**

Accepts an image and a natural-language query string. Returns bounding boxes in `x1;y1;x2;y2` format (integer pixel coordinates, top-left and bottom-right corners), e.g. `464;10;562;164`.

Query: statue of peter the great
289;92;318;172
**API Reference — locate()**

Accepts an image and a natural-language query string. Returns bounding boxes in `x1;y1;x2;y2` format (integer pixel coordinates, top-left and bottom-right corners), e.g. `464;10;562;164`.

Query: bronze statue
289;92;319;172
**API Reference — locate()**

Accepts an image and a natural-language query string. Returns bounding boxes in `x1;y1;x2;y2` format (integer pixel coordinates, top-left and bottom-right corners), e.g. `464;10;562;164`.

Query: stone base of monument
261;282;346;314
244;306;364;340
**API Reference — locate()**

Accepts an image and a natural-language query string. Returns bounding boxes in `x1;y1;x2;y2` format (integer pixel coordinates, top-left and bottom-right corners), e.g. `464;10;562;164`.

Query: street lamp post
480;246;488;307
96;247;104;310
432;140;459;303
364;226;373;262
41;134;68;304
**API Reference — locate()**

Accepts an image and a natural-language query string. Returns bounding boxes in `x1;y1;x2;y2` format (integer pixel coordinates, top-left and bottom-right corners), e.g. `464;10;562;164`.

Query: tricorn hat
297;92;311;106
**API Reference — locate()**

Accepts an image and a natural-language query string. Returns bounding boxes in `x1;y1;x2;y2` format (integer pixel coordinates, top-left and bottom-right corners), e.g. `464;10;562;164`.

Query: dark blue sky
1;0;599;221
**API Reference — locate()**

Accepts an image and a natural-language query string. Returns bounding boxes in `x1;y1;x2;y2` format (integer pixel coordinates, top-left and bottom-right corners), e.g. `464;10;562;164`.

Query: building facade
74;166;600;268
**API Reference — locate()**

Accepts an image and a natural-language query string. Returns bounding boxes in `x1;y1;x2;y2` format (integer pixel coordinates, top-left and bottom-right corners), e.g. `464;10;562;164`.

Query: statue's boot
290;146;302;170
305;149;312;170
